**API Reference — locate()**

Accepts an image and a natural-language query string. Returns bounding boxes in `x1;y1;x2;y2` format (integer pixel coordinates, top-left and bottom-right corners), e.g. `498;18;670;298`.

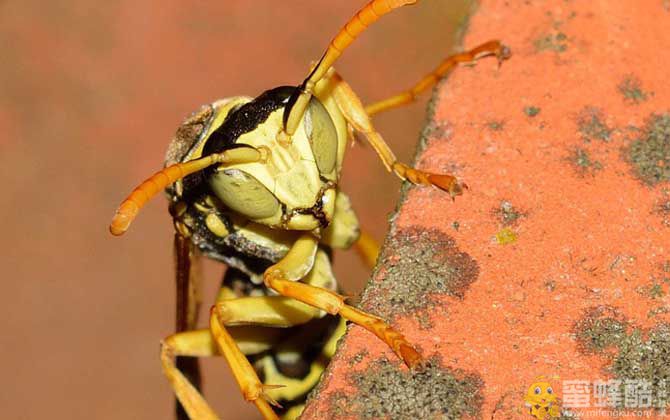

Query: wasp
109;0;509;418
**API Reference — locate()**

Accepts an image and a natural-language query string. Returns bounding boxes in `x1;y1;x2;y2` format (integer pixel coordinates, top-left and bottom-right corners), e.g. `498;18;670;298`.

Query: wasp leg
215;296;323;327
161;327;283;420
365;40;510;116
215;249;336;327
208;311;284;420
264;234;422;368
163;293;326;420
354;230;380;270
165;303;330;420
282;0;418;138
327;70;465;198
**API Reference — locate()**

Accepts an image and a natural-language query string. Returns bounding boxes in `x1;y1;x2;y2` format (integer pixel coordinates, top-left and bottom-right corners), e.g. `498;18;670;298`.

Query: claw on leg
393;162;466;199
260;384;286;408
339;305;422;368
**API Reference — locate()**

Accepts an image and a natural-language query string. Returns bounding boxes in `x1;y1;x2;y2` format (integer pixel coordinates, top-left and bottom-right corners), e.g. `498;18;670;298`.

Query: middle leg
328;69;466;198
264;234;422;368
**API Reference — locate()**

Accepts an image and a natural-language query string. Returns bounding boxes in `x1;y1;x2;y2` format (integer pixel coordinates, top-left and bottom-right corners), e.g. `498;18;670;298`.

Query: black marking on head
282;81;305;129
203;86;296;156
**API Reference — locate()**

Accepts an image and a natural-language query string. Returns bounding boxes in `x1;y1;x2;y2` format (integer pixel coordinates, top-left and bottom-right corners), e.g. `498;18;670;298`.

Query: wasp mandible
110;0;509;418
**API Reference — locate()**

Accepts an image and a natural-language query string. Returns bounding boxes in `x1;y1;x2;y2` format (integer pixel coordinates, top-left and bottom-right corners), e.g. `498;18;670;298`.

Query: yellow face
524;381;557;407
201;88;348;232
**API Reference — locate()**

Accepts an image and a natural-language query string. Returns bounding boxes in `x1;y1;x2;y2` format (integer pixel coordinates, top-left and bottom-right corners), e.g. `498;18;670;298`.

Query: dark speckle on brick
524;106;541;117
494;200;524;226
534;31;568;52
487;119;505;131
348;349;369;366
426;121;454;141
628;113;670;185
328;356;483;420
360;227;479;321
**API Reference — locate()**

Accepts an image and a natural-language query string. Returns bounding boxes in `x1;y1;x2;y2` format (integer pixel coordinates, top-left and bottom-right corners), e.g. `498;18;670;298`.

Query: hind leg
161;326;284;420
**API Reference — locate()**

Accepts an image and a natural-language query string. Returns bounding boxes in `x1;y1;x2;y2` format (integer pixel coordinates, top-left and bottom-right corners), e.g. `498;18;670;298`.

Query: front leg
327;69;466;198
263;234;422;368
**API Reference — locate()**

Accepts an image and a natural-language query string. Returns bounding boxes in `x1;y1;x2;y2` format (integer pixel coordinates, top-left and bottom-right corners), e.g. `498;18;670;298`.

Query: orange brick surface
303;1;670;419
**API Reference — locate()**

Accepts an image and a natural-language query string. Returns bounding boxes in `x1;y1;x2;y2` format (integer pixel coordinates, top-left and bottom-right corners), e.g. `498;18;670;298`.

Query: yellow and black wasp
109;0;509;418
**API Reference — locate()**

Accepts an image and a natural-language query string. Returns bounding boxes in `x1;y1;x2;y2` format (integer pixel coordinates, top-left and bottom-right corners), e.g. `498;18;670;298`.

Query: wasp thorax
203;87;340;231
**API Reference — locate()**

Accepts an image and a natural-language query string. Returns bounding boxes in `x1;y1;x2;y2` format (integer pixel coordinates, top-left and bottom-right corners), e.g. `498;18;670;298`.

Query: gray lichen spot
334;356;483;420
575;307;670;411
577;107;612;142
636;282;666;299
574;306;628;353
361;227;479;321
655;198;670;227
610;325;670;409
628;113;670;185
534;31;568;52
648;306;670;318
618;75;650;105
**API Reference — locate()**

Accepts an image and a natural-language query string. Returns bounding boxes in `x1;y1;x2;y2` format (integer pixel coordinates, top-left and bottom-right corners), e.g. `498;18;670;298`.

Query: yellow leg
209;311;282;419
282;0;418;137
355;230;380;270
163;291;328;420
161;328;282;420
264;234;422;368
161;331;218;420
365;40;510;116
328;69;466;198
216;296;323;327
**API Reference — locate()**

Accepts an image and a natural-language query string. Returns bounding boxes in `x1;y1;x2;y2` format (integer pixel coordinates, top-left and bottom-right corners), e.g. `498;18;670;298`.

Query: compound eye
209;169;279;219
306;97;337;174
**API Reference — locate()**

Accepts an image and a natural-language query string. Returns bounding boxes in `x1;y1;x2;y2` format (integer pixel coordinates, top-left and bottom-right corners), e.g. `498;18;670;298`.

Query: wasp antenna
283;0;417;136
109;147;262;236
109;156;219;236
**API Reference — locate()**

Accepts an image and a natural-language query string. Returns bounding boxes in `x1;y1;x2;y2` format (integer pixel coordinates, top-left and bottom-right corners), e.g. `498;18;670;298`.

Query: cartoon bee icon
524;377;561;419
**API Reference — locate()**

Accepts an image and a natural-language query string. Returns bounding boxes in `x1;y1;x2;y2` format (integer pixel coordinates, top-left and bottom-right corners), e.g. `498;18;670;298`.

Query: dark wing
174;233;202;420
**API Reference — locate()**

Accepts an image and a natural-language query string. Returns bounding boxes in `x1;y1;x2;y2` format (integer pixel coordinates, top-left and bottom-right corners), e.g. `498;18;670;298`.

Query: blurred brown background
0;1;470;418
